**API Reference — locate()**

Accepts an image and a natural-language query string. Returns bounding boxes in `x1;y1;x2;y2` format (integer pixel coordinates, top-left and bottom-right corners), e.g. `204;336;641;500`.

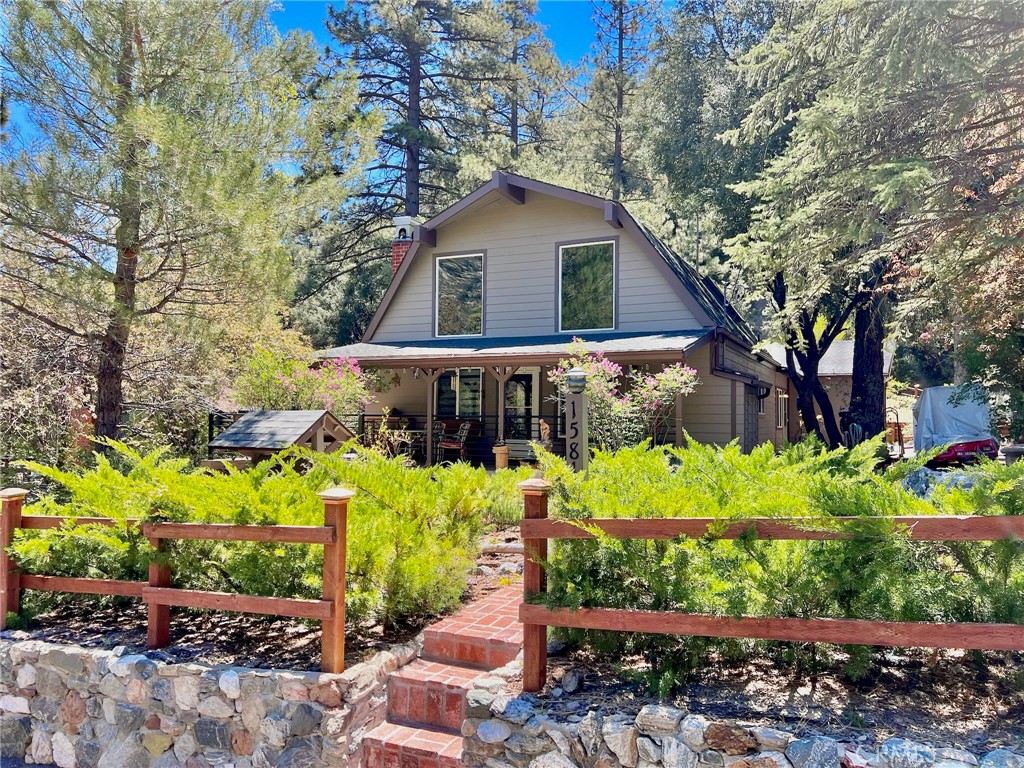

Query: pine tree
295;0;561;346
643;0;779;273
729;0;1024;443
580;0;660;201
0;0;357;441
492;0;562;161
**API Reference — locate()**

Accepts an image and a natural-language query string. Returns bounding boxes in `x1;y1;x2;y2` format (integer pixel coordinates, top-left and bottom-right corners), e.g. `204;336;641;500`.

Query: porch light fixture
566;367;587;395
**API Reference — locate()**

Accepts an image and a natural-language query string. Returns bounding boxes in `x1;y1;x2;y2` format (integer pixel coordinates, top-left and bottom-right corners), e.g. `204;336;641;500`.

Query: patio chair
436;421;472;463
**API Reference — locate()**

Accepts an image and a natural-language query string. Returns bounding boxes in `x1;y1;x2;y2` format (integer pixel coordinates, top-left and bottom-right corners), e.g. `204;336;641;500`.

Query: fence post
518;477;551;692
1;488;27;630
319;488;354;673
147;534;171;649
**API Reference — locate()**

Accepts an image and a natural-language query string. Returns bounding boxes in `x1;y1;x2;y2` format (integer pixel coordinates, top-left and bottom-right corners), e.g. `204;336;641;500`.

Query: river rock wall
0;638;417;768
461;672;1023;768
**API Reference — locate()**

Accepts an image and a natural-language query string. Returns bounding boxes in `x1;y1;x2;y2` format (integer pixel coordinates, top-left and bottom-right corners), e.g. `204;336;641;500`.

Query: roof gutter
345;349;689;369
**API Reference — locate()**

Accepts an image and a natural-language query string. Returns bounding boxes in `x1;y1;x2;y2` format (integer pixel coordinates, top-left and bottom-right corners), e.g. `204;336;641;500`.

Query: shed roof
319;329;713;366
209;410;345;451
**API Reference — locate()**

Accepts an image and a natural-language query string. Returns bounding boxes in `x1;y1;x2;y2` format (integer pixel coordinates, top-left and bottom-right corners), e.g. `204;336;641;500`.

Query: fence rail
0;487;353;673
515;479;1024;692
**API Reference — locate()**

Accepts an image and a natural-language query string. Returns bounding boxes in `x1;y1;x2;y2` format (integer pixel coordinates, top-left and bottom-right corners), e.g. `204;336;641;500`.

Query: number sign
565;391;589;472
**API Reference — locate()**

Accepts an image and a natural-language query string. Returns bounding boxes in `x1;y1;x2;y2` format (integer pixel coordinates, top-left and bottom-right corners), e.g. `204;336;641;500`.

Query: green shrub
9;441;525;630
536;438;1024;691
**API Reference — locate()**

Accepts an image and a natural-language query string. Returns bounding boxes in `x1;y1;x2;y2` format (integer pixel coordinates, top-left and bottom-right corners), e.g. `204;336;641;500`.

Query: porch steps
364;587;523;768
386;659;482;730
422;586;523;669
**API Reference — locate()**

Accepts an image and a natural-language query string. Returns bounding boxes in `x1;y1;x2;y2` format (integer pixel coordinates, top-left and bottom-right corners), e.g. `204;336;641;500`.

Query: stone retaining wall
460;670;1023;768
0;638;418;767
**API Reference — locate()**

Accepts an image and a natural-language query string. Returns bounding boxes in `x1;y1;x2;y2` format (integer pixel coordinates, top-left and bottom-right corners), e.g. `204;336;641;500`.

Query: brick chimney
391;215;419;276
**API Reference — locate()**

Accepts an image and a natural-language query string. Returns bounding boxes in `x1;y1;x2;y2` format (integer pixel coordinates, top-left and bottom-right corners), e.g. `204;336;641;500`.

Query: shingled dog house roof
209;410;354;457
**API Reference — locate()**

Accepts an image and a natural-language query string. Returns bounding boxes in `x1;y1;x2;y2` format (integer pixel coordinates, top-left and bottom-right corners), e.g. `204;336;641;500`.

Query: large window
559;240;615;332
436;368;482;417
435;254;483;337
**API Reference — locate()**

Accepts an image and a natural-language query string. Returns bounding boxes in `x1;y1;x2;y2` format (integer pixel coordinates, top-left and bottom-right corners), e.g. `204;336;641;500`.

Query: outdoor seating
436;421;472;463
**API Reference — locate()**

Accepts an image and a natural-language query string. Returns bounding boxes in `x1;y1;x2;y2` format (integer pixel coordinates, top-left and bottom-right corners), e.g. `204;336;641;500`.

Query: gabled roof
361;171;758;346
209;410;353;451
319;329;713;366
765;340;895;377
633;220;757;345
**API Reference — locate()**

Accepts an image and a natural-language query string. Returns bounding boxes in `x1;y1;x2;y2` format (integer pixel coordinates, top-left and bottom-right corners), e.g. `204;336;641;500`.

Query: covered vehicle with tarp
912;385;999;465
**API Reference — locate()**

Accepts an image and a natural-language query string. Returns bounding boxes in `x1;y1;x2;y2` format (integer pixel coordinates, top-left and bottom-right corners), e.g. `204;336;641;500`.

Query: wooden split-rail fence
0;487;354;673
515;478;1024;692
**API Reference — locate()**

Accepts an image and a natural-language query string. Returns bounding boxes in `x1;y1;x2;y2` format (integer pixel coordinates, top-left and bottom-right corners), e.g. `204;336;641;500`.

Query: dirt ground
1;528;524;671
536;647;1024;754
4;525;1022;752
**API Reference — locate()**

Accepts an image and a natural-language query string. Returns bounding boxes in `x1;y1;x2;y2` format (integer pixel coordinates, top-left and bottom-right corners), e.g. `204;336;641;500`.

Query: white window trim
558;240;616;333
776;387;789;430
435;253;484;338
758;394;766;416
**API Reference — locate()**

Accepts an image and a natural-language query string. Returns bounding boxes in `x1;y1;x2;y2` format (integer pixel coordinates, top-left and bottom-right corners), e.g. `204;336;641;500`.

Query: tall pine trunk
95;4;142;443
611;0;625;201
510;37;520;159
848;295;887;438
405;41;422;217
785;314;843;448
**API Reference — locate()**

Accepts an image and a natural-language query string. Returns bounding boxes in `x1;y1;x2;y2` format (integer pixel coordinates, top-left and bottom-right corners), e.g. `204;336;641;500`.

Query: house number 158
565;391;589;472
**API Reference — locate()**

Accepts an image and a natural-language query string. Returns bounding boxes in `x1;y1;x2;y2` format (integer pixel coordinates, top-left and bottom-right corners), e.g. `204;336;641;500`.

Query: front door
504;372;537;440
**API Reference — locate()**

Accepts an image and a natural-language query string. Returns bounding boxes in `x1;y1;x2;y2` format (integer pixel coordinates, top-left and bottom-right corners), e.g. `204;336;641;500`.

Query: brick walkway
364;586;522;768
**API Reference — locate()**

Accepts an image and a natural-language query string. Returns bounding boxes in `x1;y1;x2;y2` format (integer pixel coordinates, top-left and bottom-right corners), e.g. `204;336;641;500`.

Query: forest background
1;0;1021;469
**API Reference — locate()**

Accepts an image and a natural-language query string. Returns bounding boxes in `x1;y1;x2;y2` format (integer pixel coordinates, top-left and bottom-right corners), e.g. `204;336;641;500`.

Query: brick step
388;658;484;730
365;720;463;768
421;586;522;669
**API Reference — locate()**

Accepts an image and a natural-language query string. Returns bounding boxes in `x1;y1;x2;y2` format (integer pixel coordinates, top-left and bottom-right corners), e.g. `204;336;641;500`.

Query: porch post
421;367;443;465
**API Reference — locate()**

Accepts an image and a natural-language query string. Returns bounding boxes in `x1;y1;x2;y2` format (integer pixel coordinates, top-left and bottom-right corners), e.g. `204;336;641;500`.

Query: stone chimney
391;215;419;276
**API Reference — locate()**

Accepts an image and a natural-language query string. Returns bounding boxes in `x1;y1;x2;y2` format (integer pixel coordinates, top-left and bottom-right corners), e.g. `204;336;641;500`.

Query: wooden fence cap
0;487;29;499
517;477;552;492
318;488;356;501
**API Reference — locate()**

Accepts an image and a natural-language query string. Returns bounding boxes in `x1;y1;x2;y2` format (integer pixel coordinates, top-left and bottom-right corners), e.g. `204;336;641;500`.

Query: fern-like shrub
536;438;1024;693
10;442;526;630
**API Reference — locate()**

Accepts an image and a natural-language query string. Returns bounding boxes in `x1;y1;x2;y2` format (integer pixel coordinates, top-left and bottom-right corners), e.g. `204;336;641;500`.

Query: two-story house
318;171;793;465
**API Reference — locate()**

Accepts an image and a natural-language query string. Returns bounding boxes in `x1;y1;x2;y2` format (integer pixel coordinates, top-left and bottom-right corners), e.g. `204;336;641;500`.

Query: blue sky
273;0;597;63
5;2;597;142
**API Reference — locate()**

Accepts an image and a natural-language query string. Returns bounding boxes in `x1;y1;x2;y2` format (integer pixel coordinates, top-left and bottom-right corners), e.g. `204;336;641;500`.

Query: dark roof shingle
632;220;757;345
209;410;331;450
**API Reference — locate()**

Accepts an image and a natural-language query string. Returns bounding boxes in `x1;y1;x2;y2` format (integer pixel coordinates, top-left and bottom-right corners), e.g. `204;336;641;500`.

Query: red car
929;437;1000;466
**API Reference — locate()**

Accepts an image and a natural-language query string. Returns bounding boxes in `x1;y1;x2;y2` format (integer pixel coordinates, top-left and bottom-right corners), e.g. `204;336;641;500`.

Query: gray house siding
370;193;701;342
679;345;737;446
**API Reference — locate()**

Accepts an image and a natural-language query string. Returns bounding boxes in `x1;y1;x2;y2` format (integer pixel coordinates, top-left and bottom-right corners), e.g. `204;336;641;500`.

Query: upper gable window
559;240;615;332
435;254;483;337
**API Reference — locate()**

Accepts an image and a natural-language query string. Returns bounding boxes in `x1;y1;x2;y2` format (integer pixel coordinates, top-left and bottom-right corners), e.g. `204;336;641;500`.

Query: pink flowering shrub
548;339;699;450
234;347;375;419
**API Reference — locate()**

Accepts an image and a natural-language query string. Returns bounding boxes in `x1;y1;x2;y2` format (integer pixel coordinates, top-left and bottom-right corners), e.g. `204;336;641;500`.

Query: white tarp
912;385;996;450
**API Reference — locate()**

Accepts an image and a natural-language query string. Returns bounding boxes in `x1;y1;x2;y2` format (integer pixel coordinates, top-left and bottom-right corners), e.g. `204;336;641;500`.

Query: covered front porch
319;331;714;467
